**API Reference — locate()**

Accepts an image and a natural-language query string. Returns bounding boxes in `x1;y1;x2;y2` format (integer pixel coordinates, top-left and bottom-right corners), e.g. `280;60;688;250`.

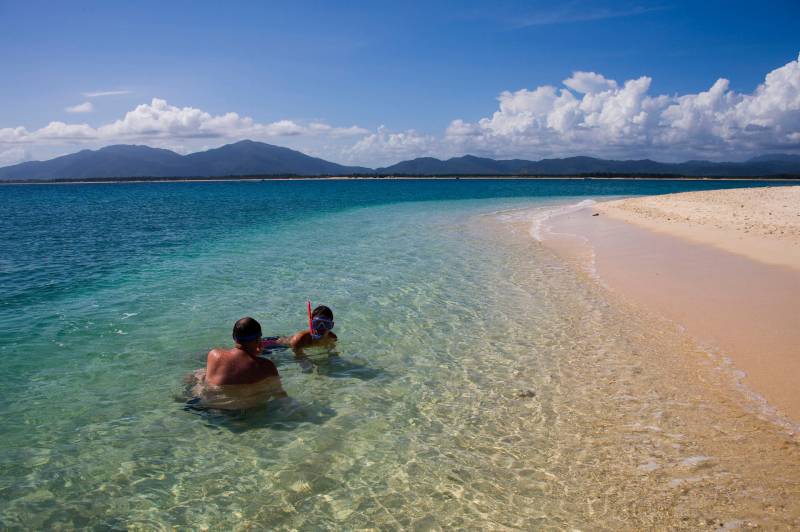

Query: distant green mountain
178;140;371;176
377;154;800;177
0;140;371;180
0;145;186;180
746;153;800;163
1;141;799;181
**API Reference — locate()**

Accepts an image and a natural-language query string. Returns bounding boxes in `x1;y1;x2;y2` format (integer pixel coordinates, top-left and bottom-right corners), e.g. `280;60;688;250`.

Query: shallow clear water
1;179;799;529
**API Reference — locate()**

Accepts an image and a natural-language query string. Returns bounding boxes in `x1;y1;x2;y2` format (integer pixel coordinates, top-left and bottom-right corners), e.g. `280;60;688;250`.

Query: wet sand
495;211;800;527
542;188;800;425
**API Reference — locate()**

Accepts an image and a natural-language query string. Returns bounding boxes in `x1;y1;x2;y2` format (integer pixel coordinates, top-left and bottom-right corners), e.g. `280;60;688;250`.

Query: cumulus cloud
346;126;438;165
563;71;618;94
0;147;30;166
65;101;93;113
309;122;369;137
3;55;800;167
0;98;369;156
445;53;800;161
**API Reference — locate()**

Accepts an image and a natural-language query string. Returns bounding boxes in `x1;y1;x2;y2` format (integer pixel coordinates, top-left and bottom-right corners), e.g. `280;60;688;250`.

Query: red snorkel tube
307;300;313;333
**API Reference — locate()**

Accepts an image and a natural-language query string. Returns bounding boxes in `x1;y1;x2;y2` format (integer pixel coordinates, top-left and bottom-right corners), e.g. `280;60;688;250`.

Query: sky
0;0;799;167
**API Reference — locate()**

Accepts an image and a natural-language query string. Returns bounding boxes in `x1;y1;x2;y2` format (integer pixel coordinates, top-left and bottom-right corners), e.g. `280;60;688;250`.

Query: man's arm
259;357;280;378
205;348;221;383
259;359;288;397
261;336;291;349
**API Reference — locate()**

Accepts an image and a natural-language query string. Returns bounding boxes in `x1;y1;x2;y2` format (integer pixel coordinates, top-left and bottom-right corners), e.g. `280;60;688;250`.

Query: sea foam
528;199;596;241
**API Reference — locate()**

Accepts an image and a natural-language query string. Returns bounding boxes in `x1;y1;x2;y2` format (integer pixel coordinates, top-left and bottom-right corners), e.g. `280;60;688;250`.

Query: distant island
1;140;800;182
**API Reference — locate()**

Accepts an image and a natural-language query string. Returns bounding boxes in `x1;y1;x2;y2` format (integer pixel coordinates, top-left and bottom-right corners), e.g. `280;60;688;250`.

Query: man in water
190;317;286;409
206;316;281;385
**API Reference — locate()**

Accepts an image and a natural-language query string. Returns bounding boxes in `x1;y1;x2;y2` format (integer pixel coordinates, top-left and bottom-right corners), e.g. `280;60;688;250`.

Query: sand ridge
596;186;800;270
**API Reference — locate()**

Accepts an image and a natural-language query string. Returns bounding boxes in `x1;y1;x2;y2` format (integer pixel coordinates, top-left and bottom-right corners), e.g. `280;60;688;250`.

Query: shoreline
492;205;800;525
3;176;800;186
540;187;800;425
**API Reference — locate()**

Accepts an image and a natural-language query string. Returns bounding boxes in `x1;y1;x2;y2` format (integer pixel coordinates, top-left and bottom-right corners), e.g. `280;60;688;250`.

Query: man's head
233;316;262;351
310;305;334;339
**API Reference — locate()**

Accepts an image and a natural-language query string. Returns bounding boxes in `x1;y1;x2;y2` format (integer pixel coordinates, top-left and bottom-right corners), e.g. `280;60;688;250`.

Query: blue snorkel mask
310;317;334;340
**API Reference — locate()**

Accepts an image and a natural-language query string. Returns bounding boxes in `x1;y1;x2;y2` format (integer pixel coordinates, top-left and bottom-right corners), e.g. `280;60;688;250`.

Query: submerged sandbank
542;187;800;424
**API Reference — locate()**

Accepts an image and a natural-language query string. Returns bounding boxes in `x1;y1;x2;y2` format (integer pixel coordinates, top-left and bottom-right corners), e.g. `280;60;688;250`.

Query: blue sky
1;0;799;166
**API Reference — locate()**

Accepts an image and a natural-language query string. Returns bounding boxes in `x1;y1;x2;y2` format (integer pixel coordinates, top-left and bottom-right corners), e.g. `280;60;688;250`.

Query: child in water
292;304;337;349
262;304;337;352
261;304;337;373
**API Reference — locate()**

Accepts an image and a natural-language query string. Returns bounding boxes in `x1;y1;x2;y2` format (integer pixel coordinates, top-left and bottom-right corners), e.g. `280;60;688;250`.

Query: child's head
312;305;333;321
310;305;334;339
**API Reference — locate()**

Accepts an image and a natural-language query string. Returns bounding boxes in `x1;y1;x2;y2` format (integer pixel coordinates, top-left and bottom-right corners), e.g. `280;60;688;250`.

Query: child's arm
289;330;313;349
287;329;336;351
261;336;290;349
289;331;314;372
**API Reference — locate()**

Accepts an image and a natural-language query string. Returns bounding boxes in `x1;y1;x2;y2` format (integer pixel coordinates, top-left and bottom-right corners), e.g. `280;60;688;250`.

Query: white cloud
36;121;97;140
82;90;132;98
511;5;666;27
0;126;28;143
0;98;370;154
65;101;93;113
346;126;437;166
445;53;800;161
0;147;30;166
309;122;369;137
3;54;800;168
563;71;618;94
445;119;481;137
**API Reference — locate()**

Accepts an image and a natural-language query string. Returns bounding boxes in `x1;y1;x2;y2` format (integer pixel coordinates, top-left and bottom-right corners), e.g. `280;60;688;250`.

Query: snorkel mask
308;300;334;340
311;317;334;339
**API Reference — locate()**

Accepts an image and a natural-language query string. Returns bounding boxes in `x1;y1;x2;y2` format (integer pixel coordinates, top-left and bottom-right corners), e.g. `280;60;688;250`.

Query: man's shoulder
208;347;244;362
207;347;227;358
257;357;279;375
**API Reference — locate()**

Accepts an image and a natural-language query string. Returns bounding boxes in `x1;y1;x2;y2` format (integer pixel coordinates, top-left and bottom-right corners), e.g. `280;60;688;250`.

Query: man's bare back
205;345;279;386
186;317;287;410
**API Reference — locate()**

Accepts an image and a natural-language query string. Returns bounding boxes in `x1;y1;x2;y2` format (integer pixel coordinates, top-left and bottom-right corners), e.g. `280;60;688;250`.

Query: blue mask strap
235;333;261;342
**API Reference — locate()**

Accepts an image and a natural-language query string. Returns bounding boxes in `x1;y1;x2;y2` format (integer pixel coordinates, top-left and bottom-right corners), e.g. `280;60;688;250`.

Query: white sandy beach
596;186;800;271
544;186;800;424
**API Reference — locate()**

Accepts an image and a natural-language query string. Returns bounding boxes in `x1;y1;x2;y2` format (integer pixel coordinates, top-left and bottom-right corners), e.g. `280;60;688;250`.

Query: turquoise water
1;179;797;528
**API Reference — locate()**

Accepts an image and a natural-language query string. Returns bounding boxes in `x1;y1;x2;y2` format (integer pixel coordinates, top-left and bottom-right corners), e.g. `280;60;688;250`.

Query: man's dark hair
233;316;262;343
311;305;333;320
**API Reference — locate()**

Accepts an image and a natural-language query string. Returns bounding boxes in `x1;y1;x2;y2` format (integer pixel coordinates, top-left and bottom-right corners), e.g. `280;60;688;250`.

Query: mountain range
377;154;800;177
1;140;799;181
0;141;371;180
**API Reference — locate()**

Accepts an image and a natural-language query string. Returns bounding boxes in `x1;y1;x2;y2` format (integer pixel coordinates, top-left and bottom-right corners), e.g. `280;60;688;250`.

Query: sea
1;179;799;529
